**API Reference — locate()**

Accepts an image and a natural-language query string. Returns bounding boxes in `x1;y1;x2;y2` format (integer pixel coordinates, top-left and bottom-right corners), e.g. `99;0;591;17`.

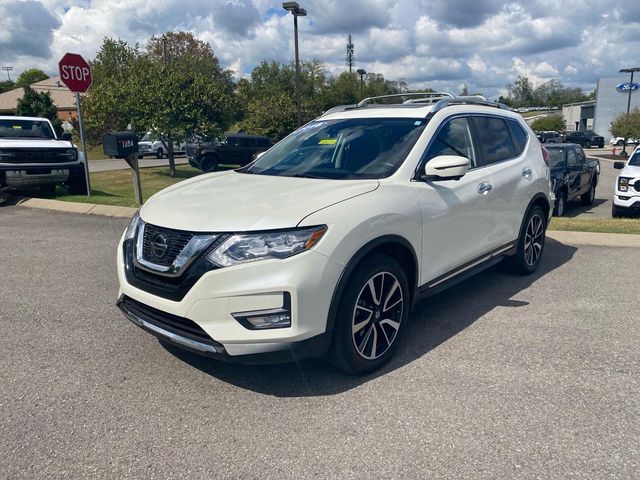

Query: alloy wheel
524;213;544;267
351;271;403;360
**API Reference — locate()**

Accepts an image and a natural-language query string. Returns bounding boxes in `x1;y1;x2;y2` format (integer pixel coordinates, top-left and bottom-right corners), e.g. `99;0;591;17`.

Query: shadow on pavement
562;198;607;218
163;238;577;397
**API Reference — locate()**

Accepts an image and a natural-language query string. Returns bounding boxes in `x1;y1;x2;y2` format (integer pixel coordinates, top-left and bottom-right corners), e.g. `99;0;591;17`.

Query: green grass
26;165;202;207
85;144;109;161
549;217;640;235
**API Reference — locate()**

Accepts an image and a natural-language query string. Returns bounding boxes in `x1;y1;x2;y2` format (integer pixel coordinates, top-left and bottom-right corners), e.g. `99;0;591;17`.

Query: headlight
618;177;631;192
65;148;77;159
208;225;327;267
124;210;141;240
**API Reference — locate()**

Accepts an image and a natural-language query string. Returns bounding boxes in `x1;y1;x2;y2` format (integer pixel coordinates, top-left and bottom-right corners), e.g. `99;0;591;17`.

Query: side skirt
413;242;516;306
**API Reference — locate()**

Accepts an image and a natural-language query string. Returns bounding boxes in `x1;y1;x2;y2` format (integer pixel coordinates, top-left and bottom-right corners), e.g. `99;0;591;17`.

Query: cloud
0;0;61;60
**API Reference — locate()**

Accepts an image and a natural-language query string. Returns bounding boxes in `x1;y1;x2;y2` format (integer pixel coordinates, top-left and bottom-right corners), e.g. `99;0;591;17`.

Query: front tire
554;192;566;217
156;148;164;159
201;155;219;172
584;141;591;149
612;204;624;218
330;253;409;374
581;179;596;205
505;205;546;275
616;140;624;147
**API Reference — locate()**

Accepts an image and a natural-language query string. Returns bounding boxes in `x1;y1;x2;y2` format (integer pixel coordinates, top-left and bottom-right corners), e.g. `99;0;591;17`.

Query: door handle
477;182;492;195
522;168;532;177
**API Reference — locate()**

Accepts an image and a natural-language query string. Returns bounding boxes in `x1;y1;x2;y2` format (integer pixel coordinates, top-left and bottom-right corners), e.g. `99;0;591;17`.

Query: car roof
0;115;52;122
544;143;582;148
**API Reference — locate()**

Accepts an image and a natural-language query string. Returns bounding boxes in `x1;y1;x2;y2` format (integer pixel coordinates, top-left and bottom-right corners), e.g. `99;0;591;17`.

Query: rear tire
330;253;409;374
581;179;596;205
505;205;546;275
616;140;624;147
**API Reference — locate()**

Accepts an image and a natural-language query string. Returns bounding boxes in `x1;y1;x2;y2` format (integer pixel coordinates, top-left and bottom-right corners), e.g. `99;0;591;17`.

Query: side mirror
254;151;266;160
61;132;72;141
614;161;625;170
423;155;470;181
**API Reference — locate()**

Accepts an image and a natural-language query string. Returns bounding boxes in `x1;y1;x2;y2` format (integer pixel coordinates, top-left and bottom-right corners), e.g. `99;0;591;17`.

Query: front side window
547;149;565;168
424;117;477;168
0;119;55;139
471;116;516;165
242;118;427;179
567;148;579;167
628;150;640;166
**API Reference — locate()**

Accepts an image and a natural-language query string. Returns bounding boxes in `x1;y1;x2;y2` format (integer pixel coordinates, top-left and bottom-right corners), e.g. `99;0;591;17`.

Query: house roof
0;76;77;113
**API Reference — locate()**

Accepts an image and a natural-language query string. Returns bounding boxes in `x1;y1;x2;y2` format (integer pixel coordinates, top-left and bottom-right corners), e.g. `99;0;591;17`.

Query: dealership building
563;74;640;140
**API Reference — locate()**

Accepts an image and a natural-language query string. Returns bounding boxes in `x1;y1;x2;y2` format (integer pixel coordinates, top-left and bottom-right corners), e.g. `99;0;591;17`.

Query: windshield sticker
12;125;23;129
318;138;337;145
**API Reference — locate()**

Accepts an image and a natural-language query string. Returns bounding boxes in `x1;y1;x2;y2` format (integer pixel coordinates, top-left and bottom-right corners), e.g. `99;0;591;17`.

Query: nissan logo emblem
151;233;169;258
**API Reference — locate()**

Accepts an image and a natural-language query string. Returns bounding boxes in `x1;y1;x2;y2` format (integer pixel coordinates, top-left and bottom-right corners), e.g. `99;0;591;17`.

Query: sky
1;0;639;99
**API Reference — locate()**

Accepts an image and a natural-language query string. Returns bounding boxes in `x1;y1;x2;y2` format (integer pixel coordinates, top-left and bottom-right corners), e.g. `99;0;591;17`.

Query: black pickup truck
546;143;600;216
564;130;605;148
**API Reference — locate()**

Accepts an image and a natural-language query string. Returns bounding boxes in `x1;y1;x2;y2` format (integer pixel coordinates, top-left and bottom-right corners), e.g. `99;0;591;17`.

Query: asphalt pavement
1;207;639;479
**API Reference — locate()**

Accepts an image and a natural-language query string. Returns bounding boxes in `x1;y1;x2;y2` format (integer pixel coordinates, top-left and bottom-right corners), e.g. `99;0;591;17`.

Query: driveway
88;155;189;173
1;207;638;479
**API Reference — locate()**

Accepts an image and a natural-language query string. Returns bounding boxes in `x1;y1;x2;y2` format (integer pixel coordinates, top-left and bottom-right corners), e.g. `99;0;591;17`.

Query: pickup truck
137;131;186;159
0;115;87;194
564;130;605;148
546;143;599;216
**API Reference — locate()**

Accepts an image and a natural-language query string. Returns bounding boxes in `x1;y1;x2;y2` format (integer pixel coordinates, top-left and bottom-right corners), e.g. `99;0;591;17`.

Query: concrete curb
547;230;640;248
15;197;136;218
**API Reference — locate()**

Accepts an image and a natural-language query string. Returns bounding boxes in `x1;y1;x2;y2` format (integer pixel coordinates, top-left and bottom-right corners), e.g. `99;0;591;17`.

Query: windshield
141;132;156;142
0;119;55;139
629;150;640;166
242;118;427;179
547;148;565;168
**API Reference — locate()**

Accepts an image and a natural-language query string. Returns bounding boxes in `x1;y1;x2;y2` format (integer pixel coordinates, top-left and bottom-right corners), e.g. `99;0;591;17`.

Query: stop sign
58;53;92;93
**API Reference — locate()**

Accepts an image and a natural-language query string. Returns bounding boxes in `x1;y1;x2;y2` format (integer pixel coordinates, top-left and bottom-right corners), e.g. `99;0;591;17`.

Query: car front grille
119;295;222;347
0;148;76;164
141;223;194;267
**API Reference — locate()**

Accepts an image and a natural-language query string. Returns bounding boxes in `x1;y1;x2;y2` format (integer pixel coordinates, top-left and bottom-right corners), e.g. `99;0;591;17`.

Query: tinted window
243;118;427;179
629;150;640;166
471;116;516;165
424;117;477;168
547;149;565;168
507;120;528;155
0;119;55;139
567;148;579;167
575;147;586;164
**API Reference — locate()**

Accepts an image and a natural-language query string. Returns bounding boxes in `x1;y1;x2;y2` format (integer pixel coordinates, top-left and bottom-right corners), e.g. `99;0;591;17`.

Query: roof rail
357;92;454;107
430;96;510;113
322;104;358;116
402;93;455;104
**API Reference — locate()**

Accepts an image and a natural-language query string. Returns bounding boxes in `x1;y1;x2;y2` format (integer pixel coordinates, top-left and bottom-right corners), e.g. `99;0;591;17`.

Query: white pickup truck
0;115;87;194
137;131;185;159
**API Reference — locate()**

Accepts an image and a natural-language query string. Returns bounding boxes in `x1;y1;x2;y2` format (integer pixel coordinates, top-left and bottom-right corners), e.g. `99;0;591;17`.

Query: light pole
619;67;640;157
357;68;366;94
283;2;306;127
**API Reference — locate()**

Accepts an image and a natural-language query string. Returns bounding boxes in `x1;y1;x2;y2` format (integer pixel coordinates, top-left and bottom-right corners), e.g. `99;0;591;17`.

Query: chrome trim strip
133;221;218;277
121;306;220;354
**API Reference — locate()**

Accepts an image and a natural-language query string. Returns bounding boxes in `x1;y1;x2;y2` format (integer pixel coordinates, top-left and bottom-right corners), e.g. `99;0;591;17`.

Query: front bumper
117;235;345;363
613;194;640;213
0;163;83;188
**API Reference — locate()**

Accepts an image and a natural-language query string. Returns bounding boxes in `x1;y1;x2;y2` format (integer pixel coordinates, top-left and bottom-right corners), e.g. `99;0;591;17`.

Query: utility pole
346;35;355;73
1;66;13;83
162;34;176;177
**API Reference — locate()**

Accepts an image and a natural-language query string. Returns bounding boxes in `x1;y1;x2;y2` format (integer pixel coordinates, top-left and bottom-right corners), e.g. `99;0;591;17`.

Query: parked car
186;133;272;172
609;136;640;147
545;144;599;216
537;131;562;144
565;130;604;148
116;94;552;374
612;145;640;217
0;115;87;194
137;132;186;159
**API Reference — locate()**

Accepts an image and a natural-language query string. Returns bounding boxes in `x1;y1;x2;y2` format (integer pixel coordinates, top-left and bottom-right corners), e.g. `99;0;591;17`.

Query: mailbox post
103;132;143;205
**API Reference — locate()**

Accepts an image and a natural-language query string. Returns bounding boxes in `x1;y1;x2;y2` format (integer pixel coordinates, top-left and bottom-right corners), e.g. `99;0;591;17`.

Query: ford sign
616;82;640;93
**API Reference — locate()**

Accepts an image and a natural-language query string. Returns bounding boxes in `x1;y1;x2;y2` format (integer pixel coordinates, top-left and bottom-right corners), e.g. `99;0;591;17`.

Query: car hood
138;141;153;146
0;139;73;148
620;164;640;179
140;171;380;232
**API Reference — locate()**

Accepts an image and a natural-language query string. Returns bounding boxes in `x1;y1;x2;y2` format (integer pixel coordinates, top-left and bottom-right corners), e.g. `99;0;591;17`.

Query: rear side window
471;116;516;165
507;120;528;155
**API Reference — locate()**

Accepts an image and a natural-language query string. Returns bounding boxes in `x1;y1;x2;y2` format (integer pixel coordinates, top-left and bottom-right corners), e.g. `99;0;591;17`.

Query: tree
507;75;534;107
0;80;15;93
15;85;62;135
610;108;640;140
15;68;49;88
531;114;565;132
460;84;469;96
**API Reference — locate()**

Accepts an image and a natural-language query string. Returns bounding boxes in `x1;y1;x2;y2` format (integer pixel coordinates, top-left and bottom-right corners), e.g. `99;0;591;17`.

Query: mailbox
103;132;139;158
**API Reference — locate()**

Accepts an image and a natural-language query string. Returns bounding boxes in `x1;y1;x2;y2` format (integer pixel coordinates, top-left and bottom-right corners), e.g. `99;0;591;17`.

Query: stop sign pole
58;53;93;197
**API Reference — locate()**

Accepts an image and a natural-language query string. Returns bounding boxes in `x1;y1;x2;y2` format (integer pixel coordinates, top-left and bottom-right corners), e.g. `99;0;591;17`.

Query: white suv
117;94;552;373
612;145;640;217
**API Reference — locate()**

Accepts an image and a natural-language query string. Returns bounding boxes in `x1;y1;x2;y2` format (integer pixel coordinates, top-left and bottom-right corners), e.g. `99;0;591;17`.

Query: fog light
232;293;292;330
617;195;630;201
